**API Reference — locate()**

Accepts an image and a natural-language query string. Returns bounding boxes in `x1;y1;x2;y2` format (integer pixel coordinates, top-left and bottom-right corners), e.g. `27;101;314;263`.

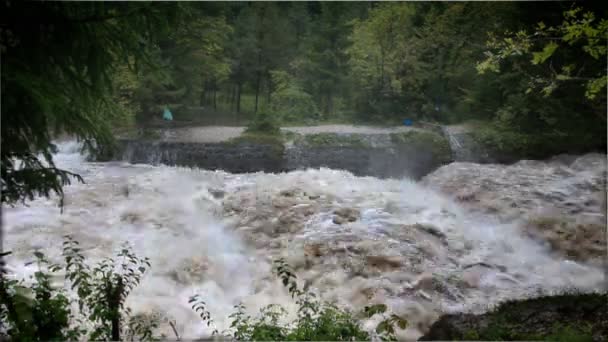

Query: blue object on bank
403;119;413;126
163;107;173;121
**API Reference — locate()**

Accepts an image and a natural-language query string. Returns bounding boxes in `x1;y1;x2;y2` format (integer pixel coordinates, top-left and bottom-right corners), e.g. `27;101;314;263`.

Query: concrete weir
109;126;454;179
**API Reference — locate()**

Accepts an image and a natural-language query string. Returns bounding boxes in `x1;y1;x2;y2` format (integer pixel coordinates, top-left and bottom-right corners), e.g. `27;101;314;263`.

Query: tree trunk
326;89;333;116
236;82;241;114
254;71;261;114
108;277;123;342
198;82;205;106
266;74;272;105
213;82;217;111
200;82;206;106
230;84;236;111
380;48;385;89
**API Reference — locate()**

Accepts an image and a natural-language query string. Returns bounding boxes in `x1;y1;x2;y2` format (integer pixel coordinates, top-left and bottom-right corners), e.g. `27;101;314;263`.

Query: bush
472;120;604;162
269;70;321;124
245;110;281;136
420;292;606;341
1;236;157;341
271;86;321;124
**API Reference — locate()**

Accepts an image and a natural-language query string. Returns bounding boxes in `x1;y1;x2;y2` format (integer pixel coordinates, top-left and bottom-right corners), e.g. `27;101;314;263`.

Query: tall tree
1;1;182;204
303;2;359;117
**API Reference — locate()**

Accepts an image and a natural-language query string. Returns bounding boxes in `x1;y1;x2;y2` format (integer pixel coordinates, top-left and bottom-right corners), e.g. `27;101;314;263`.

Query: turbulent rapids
3;141;606;340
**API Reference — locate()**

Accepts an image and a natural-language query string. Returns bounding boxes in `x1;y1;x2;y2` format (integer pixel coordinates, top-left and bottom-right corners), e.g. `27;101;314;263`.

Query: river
2;141;605;339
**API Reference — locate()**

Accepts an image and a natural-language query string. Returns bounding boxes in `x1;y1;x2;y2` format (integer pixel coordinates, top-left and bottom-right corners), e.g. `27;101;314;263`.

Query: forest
3;1;607;203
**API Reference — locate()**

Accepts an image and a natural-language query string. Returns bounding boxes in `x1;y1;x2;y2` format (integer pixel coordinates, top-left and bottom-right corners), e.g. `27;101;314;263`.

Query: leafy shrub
271;85;320;123
269;70;321;124
0;236;157;341
245;110;281;136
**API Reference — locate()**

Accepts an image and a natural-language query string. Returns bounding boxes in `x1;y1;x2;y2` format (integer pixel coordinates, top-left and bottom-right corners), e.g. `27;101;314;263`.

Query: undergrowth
0;236;154;341
1;237;407;341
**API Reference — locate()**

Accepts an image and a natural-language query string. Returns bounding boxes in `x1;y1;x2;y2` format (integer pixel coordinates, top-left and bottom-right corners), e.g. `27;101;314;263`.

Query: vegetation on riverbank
0;239;406;341
420;292;607;341
298;133;369;148
471;115;606;162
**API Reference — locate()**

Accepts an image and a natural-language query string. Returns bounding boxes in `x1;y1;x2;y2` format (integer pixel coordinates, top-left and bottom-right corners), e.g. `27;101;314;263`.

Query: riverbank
420;292;607;341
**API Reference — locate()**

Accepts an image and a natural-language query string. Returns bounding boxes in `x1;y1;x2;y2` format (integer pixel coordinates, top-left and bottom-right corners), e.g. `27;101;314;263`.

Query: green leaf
391;314;408;329
376;320;393;334
532;41;558;65
364;304;387;317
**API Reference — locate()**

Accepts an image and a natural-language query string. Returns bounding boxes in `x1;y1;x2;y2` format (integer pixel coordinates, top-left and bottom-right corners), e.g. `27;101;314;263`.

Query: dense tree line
119;1;606;161
122;1;606;126
1;1;606;206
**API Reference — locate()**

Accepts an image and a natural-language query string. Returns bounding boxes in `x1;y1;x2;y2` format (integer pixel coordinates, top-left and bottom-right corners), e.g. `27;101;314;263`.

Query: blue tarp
403;119;413;126
163;107;173;121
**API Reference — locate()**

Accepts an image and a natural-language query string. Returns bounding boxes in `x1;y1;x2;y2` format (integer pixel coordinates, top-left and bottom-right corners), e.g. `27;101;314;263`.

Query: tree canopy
1;1;606;205
1;1;183;204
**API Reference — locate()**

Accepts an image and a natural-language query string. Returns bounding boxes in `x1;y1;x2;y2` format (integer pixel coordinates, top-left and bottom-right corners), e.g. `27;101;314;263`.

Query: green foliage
1;1;183;205
422;292;606;341
269;70;320;123
478;6;607;103
299;133;369;148
134;5;233;122
0;236;156;341
460;307;598;341
472;111;605;160
245;110;281;136
0;252;79;341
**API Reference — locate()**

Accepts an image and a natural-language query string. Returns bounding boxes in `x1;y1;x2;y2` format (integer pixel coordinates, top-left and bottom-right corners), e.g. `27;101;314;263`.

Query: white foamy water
2;141;605;340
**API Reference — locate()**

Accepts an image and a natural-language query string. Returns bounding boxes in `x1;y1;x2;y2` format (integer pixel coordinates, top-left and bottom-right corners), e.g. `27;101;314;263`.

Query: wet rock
333;207;360;224
461;269;482;288
413;272;434;291
120;211;141;224
332;216;347;225
413;223;447;242
365;255;403;270
456;192;476;203
525;217;607;262
208;188;225;199
272;196;295;209
170;256;210;284
303;243;325;258
463;262;507;273
121;184;130;198
279;189;297;197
